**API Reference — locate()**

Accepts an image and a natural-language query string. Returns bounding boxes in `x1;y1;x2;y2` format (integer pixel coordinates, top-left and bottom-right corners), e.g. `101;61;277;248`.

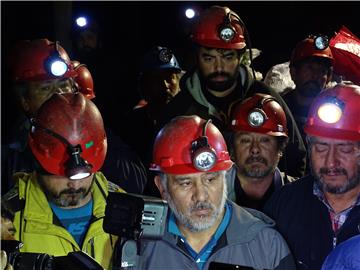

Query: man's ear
154;175;166;199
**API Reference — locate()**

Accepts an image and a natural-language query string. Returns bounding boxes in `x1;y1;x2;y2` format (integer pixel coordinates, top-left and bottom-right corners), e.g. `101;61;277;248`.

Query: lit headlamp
317;97;344;124
65;145;92;180
31;120;92;180
76;16;87;27
45;42;68;77
191;119;217;171
158;48;173;64
314;35;329;50
218;12;236;42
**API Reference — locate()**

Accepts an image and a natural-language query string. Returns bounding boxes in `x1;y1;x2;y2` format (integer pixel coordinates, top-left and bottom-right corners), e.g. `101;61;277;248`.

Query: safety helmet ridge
230;93;288;137
73;61;95;99
304;84;360;141
150;115;233;174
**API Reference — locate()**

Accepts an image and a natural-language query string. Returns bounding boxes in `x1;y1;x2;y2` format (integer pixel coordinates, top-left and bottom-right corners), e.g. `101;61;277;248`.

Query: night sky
2;1;359;134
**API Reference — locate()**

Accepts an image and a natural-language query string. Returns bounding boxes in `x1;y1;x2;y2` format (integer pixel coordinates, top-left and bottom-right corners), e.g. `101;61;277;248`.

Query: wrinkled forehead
169;171;224;181
309;135;360;147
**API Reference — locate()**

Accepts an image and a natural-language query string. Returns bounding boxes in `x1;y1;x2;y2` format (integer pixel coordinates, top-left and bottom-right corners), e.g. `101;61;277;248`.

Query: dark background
2;1;359;136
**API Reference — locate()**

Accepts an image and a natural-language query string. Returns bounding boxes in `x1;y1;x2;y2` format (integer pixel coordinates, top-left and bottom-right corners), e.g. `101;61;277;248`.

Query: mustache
59;188;86;196
319;167;348;176
245;156;268;165
190;202;214;212
207;72;231;80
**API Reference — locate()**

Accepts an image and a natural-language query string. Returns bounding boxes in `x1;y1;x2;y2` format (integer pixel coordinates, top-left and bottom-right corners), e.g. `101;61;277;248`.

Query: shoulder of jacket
107;180;126;193
3;187;25;213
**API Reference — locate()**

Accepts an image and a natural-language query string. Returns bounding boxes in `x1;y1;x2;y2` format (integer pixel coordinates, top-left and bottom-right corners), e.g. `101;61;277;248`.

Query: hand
0;251;13;270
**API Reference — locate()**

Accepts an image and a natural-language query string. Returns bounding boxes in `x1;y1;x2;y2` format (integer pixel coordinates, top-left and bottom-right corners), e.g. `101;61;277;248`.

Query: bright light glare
185;8;195;19
70;172;90;180
76;17;87;27
51;61;67;76
317;103;342;124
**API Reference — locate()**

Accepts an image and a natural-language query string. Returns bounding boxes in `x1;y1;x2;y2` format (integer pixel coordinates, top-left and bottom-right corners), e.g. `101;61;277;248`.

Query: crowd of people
1;5;360;270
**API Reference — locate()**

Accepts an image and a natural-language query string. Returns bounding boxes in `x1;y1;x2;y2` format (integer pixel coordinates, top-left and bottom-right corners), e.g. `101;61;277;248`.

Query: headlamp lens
193;150;217;171
50;60;68;76
219;27;235;42
248;110;265;127
314;36;329;50
317;102;342;124
158;49;173;63
76;17;87;27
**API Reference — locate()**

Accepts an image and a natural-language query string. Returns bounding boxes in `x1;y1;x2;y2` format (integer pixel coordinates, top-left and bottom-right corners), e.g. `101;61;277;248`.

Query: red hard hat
304;84;360;141
230;93;288;137
73;61;95;99
9;39;76;82
290;35;334;66
29;93;107;176
150;115;233;174
190;6;246;50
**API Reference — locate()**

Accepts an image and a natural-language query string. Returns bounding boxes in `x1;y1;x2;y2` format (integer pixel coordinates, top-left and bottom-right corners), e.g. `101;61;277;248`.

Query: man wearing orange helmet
282;35;334;143
2;38;147;195
227;94;296;211
264;84;360;270
3;93;122;269
135;115;296;269
163;5;306;178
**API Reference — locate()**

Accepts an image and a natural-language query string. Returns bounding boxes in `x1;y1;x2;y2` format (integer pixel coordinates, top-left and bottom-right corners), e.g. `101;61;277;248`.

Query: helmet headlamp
65;145;92;180
317;97;344;124
31;119;92;180
248;109;267;127
45;42;68;77
314;35;329;50
76;16;87;27
218;12;236;42
158;48;173;64
191;119;217;171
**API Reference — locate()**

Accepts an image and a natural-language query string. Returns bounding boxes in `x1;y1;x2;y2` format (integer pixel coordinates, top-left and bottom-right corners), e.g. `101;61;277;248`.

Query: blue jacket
321;234;360;270
264;175;360;270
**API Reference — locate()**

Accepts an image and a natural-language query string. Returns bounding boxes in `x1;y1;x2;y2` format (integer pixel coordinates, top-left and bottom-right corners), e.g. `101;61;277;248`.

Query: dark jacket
263;175;360;270
1;117;147;194
226;166;297;211
134;201;296;270
162;65;307;178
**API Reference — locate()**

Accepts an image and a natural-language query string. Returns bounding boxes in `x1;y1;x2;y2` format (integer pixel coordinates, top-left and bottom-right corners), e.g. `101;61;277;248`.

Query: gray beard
164;185;227;232
238;164;275;179
312;166;360;194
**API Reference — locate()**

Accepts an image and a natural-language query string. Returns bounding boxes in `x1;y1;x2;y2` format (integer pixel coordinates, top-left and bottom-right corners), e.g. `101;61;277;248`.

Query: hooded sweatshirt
132;201;296;270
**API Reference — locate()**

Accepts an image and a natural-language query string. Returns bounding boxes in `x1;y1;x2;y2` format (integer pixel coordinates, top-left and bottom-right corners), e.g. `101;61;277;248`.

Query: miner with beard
264;84;360;270
3;93;124;269
134;115;296;269
162;6;306;178
226;94;297;211
282;35;334;144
